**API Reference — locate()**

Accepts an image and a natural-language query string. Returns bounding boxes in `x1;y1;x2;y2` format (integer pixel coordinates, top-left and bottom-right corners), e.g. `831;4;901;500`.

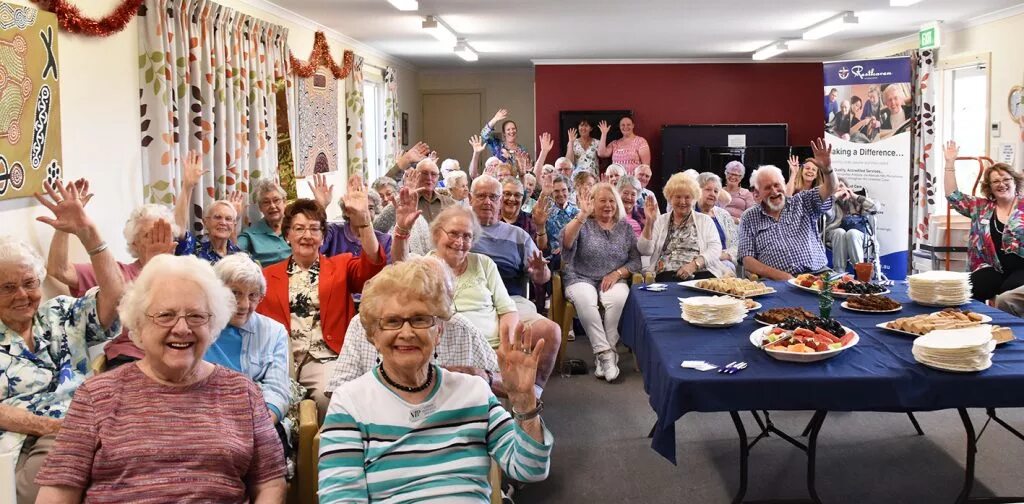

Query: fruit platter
750;317;859;363
789;273;890;298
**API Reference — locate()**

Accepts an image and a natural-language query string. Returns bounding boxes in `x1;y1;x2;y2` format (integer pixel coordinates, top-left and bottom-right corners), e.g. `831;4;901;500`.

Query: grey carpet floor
512;338;1024;504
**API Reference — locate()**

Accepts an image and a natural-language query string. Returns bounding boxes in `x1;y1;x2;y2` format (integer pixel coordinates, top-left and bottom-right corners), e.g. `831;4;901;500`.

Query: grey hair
724;161;746;176
119;254;235;346
523;172;537;183
617;175;642;194
470;174;501;194
0;236;46;281
751;165;785;191
441;158;461;173
501;176;524;192
444;170;468;188
251;178;286;201
552;174;571;187
485;156;501;168
429;205;482;248
415;158;439;173
213;253;267;297
606;164;626;177
697;172;723;190
371;176;397;192
123;204;179;259
554;157;572;169
203;200;237;220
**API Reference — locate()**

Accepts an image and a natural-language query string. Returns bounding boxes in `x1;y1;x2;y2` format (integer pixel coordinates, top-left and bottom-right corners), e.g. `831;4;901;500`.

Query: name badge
409;403;437;423
980;218;990;227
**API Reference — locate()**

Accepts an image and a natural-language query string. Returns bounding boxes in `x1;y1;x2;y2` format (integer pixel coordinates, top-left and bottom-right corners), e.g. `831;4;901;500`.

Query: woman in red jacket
257;184;385;422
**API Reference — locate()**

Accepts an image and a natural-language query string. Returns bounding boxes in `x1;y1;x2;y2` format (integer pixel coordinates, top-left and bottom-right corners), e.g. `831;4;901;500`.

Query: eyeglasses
259;197;284;206
991;178;1015;187
473;193;501;202
442;228;473;243
0;278;41;296
232;290;263;304
146;311;212;327
290;226;323;236
419;171;440;179
378;315;437;330
502;191;523;200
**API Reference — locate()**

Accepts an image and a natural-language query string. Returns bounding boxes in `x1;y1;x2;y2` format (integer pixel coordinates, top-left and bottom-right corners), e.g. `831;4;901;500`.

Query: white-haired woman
3;181;124;504
445;169;470;207
640;173;731;283
617;175;645;236
723;161;755;222
696;172;739;275
561;182;641;382
172;150;243;263
605;163;626;187
210;254;291;427
35;255;286;503
319;257;551;502
238;177;292;266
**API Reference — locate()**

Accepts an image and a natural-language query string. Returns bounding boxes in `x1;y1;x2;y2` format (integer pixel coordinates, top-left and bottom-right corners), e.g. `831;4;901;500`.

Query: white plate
678;279;776;299
840;300;902;314
911;299;972;308
786;278;890;298
916;358;992;373
682;317;745;328
875;312;994;338
749;324;859;363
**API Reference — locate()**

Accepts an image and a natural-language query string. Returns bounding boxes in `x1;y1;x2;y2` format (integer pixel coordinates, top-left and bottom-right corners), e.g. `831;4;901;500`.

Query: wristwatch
512;399;544;421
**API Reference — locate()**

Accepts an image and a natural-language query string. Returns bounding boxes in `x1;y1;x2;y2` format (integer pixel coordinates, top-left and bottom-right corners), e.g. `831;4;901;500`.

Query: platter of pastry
679;278;775;298
877;308;992;336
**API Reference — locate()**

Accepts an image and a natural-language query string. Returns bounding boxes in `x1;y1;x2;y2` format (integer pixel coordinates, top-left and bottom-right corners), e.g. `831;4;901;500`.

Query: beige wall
418;68;536;163
843;10;1024;161
1;0;419;289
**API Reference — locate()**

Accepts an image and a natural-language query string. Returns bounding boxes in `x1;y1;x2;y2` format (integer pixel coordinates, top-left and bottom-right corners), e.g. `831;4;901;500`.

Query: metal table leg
956;408;977;504
730;411;749;504
728;410;823;504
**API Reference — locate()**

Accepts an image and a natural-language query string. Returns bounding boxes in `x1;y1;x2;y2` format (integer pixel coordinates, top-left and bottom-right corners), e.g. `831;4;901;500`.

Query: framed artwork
401;112;409;147
296;67;338;176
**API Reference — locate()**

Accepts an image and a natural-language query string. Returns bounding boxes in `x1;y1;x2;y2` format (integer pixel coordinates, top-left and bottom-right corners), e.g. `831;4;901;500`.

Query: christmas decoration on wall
289;30;354;80
30;0;143;37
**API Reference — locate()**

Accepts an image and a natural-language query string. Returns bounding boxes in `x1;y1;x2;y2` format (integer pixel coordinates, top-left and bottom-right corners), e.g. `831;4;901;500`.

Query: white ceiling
271;0;1024;67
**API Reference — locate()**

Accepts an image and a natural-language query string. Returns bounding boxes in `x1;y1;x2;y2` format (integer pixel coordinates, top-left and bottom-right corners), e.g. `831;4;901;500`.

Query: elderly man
469;175;562;390
635;164;656;207
374;158;453;233
555;157;574;180
738;138;836;280
543;175;581;270
878;84;912;137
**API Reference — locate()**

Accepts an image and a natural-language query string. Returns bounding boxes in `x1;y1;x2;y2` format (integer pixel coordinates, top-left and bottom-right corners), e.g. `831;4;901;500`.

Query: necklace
379;363;434;393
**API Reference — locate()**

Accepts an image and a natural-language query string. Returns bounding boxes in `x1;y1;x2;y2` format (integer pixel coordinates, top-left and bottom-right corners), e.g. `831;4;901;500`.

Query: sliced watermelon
839;331;855;347
814;327;841;343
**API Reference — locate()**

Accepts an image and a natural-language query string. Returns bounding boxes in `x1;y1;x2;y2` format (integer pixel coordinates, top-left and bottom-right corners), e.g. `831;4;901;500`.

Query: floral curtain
383;66;400;170
138;0;289;233
345;56;366;178
909;49;938;251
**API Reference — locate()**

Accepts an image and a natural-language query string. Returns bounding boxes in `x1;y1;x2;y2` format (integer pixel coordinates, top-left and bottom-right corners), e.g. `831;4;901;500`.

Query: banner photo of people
822;56;913;280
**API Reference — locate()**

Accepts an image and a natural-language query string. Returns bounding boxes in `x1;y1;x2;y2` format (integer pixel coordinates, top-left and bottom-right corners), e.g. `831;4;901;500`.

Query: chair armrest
297;400;319;504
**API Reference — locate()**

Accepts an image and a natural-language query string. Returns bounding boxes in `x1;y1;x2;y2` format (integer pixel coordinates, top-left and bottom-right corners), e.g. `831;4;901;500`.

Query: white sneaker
593;356;605;378
567;329;576;342
601;351;620;382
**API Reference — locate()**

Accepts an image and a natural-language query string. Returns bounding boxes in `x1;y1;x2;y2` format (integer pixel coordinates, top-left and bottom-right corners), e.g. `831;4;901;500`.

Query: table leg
805;410;828;504
957;408;977;504
729;411;749;504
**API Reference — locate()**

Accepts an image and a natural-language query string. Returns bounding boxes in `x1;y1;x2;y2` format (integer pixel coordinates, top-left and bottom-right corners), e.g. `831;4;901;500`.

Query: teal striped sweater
318;365;553;503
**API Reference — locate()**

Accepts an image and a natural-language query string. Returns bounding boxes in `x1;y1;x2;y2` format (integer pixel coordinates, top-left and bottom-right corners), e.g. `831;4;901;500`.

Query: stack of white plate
679;296;747;327
912;325;996;372
907;271;972;306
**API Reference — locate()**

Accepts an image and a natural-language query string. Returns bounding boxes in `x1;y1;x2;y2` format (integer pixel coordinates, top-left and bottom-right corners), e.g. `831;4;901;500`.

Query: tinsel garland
32;0;144;37
290;31;354;80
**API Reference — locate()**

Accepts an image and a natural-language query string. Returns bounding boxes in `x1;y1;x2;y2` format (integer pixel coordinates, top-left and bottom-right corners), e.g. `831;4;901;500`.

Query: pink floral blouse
608;136;649;175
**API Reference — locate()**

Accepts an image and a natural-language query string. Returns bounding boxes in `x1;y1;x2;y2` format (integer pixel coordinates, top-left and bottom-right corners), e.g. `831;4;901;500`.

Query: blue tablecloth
620;280;1024;463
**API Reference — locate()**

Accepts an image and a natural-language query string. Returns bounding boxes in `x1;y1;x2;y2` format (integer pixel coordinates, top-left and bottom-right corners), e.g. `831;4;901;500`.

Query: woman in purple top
723;161;755;223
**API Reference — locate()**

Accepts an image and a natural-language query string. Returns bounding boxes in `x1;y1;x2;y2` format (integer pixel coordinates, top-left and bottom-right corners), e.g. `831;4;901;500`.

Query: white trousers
827;228;866;271
565;282;630;355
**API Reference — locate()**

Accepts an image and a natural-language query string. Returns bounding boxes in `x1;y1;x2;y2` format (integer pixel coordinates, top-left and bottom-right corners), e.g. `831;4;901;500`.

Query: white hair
554;157;572;169
606;164;626;177
371;176;397;192
682;169;700;180
617;175;642;194
697;172;723;190
119;254;234;346
523;172;536;183
214;253;267;297
123;204;179;259
416;158;439;173
203;200;238;220
0;236;46;281
470;174;501;194
484;156;501;168
251;178;286;201
750;165;785;191
441;158;461;174
444;170;468;189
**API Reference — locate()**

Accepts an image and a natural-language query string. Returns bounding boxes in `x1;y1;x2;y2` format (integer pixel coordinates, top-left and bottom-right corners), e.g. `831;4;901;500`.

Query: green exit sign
919;23;941;49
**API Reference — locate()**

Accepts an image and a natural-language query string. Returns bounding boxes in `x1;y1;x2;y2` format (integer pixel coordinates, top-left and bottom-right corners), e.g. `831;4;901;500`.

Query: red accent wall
535;63;824;176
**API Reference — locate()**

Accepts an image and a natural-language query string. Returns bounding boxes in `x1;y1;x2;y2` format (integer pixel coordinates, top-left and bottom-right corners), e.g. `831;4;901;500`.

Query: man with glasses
374;159;454;234
547;174;582;271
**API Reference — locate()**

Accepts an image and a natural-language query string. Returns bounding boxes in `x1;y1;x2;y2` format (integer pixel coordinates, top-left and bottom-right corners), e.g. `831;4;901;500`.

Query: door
421;91;483;169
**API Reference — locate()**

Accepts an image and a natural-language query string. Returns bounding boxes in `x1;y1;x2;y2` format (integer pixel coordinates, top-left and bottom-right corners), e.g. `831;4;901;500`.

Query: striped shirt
35;363;285;502
319;366;552;503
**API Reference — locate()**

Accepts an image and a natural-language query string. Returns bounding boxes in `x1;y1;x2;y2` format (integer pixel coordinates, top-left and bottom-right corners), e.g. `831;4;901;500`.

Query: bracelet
394;232;410;240
395;225;411;235
537;231;547;237
87;242;109;256
512;399;544;421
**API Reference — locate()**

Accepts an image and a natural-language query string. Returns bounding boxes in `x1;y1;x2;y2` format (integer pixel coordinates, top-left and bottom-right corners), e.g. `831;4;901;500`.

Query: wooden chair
293;399;320;504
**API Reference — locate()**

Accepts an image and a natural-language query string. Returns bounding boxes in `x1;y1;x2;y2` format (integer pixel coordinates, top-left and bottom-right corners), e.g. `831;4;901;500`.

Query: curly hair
980;163;1024;200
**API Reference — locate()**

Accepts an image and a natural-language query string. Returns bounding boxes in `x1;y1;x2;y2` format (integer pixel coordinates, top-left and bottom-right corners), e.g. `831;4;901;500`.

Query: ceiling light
386;0;418;11
454;39;478;62
890;0;923;5
803;11;859;40
422;16;457;46
752;41;788;61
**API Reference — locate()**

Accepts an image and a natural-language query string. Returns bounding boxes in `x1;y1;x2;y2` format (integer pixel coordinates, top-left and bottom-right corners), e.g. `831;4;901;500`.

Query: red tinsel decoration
31;0;143;37
290;31;354;80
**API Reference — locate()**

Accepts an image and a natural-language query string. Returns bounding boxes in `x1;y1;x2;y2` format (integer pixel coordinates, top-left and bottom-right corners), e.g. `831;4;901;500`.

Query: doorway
421;91;483;170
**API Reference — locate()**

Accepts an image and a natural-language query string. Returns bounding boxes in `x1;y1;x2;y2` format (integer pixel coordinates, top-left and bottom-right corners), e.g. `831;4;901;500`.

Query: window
938;58;989;196
363;78;385;178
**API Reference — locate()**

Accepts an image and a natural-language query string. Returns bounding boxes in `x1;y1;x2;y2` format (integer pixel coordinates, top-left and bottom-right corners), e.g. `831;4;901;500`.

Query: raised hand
577;188;594;217
787;155;800;171
428;150;439;162
227;190;246;219
307;173;334;210
532;195;550;227
811;137;832;169
597;120;611;137
394;186;422;231
538;132;553;153
643;194;659;223
348;172;365;193
491;108;510;125
35;180;93;235
341;182;371;227
526;249;549;276
181;150;206;189
568;127;578;144
944;140;959;166
139;219;177;263
70;178;94;207
513;151;531;175
404;142;430;164
469;135;485;153
496;322;544;402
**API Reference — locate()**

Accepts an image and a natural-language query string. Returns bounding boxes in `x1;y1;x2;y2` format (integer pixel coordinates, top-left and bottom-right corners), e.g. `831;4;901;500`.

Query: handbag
840;214;870;234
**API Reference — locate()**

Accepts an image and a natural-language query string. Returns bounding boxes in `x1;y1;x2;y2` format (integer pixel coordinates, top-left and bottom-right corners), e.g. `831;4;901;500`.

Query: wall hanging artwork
0;1;62;201
296;67;338;176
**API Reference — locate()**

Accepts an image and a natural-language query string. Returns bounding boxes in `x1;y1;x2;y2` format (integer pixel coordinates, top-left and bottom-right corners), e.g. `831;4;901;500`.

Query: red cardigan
257;247;385;354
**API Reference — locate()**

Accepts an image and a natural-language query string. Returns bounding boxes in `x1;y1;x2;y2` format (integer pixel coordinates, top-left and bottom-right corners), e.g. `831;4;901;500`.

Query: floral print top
572;138;600;175
947;190;1024;272
481;123;530;171
175;231;242;264
286;257;335;365
0;288;120;454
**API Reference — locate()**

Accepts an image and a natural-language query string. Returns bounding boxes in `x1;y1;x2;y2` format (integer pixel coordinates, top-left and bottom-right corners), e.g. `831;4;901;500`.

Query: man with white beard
737;138;836;280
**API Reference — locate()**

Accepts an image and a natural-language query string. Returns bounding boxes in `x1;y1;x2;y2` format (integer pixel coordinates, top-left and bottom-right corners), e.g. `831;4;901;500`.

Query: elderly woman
445;169;470;207
723;161;756;222
945;141;1024;301
597;116;651;175
372;176;398;210
696;172;739;275
319;258;551;502
566;119;600;175
824;178;879;272
238;178;292;267
257;190;385;420
640;173;732;283
617;175;646;236
561;183;641;382
208;254;291;426
787;155;824;196
173;151;242;263
482;108;530;170
34;255;286;502
499;177;548;250
3;182;124;504
605;163;626;187
308;174;393;261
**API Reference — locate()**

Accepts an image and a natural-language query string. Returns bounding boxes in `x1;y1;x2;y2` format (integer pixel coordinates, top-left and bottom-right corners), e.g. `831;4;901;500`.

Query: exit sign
920;22;942;49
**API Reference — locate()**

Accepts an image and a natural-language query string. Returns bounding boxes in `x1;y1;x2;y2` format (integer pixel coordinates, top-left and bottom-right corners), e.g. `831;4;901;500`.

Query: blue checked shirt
545;201;580;254
737;189;833;275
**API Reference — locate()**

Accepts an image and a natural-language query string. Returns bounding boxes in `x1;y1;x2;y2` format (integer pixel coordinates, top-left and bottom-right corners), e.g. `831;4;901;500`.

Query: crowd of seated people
11;97;1024;504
